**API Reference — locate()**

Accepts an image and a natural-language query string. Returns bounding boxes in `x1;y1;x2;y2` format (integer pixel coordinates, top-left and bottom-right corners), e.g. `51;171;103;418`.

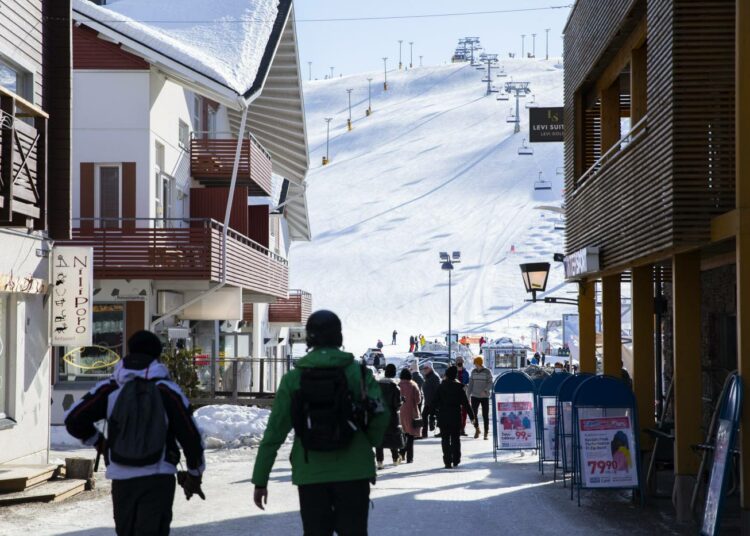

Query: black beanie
384;364;397;378
128;330;163;359
445;365;458;381
399;368;412;381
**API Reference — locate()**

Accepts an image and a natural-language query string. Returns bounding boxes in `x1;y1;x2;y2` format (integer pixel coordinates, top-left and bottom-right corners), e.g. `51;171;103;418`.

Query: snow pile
72;0;279;95
292;59;577;356
194;404;271;449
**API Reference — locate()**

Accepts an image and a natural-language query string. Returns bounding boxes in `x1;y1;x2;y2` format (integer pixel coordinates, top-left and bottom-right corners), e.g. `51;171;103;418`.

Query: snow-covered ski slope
290;59;577;355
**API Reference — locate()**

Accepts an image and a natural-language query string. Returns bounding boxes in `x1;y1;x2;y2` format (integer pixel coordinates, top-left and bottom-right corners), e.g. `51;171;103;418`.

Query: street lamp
409;41;414;68
419;55;423;67
532;33;536;58
330;66;334;78
346;88;353;131
521;34;526;58
519;262;550;302
382;57;389;90
366;78;373;116
322;117;332;165
545;29;551;60
308;61;312;81
398;40;403;69
440;251;461;360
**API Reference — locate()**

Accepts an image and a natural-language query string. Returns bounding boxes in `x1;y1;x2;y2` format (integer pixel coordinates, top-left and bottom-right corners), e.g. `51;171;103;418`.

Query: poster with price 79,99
579;416;638;488
496;393;536;449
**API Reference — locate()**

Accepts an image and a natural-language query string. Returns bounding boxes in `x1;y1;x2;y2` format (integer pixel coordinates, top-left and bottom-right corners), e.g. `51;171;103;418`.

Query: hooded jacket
251;347;388;488
422;368;441;406
433;379;475;432
64;354;205;480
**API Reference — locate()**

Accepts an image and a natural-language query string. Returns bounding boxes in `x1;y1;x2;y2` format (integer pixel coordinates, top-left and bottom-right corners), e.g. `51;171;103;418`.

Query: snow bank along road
3;438;688;535
291;59;577;356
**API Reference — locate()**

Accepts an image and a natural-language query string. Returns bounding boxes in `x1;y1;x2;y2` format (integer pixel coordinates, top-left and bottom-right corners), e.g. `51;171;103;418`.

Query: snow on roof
73;0;279;96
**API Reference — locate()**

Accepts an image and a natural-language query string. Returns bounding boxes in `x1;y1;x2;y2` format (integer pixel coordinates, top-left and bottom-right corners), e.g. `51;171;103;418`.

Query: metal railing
193;357;292;399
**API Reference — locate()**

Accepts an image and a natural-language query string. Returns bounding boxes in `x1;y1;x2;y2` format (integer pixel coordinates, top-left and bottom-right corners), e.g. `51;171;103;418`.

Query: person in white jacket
467;356;494;439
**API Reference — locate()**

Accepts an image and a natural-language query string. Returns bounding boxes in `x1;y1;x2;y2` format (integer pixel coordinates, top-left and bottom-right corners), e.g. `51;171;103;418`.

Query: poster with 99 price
496;393;536;449
578;416;638;488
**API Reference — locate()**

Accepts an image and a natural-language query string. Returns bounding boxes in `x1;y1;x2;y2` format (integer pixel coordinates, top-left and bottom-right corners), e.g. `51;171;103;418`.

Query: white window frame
94;163;123;228
0;52;33;103
192;95;203;134
178;119;190;151
0;293;10;423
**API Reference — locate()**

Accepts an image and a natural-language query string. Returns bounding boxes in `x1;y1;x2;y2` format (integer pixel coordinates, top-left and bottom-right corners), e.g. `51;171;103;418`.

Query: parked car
362;348;385;369
401;352;456;378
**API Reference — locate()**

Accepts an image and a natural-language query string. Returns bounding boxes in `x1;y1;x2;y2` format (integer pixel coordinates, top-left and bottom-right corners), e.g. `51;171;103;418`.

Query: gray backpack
108;378;168;466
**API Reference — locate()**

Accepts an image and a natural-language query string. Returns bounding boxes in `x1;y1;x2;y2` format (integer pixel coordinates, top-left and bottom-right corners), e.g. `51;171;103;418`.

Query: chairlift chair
554;217;566;231
533;171;552;189
525;94;537;108
506;109;517;122
556;166;564;176
518;138;534;156
496;93;509;101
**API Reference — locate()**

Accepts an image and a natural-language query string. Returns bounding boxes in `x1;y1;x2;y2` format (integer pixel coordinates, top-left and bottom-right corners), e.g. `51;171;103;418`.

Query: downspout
150;103;250;331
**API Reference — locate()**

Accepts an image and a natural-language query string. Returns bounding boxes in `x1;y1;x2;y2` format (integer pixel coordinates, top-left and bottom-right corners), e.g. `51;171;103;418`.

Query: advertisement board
529;107;564;142
496;393;536;449
541;397;558;460
51;246;94;347
578;416;638;488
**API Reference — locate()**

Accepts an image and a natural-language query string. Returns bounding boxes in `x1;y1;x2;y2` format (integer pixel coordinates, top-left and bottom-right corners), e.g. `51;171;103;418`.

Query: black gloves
177;471;206;501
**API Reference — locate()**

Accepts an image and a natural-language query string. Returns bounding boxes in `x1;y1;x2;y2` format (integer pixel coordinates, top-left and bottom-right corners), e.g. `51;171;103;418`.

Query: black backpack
108;378;168;466
292;367;358;460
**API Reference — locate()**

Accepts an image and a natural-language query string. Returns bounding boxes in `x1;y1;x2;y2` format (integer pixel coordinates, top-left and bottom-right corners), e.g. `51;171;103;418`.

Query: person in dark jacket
65;330;205;536
456;357;470;436
376;364;404;469
420;362;441;438
433;366;475;468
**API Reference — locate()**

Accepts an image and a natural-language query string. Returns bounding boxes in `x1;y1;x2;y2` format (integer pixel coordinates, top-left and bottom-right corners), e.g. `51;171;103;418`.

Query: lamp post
346;88;353;131
322;117;332;165
419;55;423;67
521;34;526;58
519;262;550;302
382;57;389;90
398;40;403;69
409;41;414;68
532;33;536;58
308;61;312;81
330;66;334;78
366;78;373;116
440;251;461;360
545;28;550;60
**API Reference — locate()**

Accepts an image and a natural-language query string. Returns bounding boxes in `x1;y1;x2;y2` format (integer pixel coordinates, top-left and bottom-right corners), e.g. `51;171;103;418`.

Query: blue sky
294;1;573;79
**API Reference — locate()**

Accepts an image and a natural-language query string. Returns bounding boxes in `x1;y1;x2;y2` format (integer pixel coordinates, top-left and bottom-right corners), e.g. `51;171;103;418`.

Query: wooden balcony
68;218;288;299
190;133;272;196
0;87;48;228
243;290;312;326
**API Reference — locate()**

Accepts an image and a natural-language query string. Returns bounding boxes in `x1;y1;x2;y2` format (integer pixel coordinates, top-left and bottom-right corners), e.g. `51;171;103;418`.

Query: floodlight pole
532;33;536;58
409;41;414;68
382;57;389;90
545;29;550;60
330;66;334;78
346;89;353;131
419;55;423;67
448;267;452;359
308;61;312;81
366;78;373;116
323;117;332;165
398;40;403;69
521;34;526;58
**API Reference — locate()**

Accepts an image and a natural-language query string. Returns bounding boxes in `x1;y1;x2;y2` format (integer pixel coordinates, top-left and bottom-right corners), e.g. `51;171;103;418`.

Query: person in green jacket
252;310;388;535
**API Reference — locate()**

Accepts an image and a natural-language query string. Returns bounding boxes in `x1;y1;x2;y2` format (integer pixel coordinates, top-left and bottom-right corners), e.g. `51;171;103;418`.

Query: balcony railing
68;218;288;298
243;290;312;326
190;131;272;196
0;86;48;227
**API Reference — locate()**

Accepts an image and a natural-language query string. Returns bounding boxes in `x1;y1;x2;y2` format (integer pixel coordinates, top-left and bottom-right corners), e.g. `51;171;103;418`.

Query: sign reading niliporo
529;107;564;143
51;246;94;347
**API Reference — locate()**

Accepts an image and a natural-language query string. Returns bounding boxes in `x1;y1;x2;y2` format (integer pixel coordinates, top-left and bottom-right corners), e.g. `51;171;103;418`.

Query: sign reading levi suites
529;107;564;143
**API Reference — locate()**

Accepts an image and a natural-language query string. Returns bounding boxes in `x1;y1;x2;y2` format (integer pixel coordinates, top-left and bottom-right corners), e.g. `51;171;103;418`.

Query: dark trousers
471;397;490;429
422;405;436;437
441;431;462;466
112;474;176;536
298;479;370;536
375;447;399;463
398;434;415;462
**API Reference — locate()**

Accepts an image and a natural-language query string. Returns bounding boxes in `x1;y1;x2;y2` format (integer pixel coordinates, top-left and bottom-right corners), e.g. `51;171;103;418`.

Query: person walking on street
455;358;470;436
468;356;494;440
252;310;388;536
409;362;425;391
372;351;382;371
434;366;475;468
409;335;415;353
420;362;441;438
398;368;423;463
376;364;404;469
392;330;398;345
65;331;206;536
420;334;426;349
377;339;384;351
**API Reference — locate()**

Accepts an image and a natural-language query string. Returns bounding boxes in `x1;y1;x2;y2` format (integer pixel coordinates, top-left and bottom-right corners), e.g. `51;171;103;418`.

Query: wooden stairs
0;464;86;506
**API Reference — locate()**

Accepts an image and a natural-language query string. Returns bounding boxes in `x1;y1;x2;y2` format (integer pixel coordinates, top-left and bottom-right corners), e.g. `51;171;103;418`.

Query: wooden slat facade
73;25;150;70
564;0;735;272
269;290;312;325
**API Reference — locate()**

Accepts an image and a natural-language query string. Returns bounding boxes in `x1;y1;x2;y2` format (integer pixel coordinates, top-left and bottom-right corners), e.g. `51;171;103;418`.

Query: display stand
572;375;644;506
556;373;594;490
537;371;571;476
532;376;545;467
701;372;742;536
492;371;537;462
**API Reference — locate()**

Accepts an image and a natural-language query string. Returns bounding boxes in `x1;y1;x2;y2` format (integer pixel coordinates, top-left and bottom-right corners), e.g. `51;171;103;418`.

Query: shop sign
542;398;558;460
578;416;638;488
51;247;93;347
529;107;564;142
564;246;600;279
496;394;536;449
0;273;46;294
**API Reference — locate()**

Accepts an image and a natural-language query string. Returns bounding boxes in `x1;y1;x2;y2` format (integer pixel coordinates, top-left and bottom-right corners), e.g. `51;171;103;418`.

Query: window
192;95;203;135
155;172;175;228
59;303;124;382
95;165;121;228
0;56;31;101
207;106;217;139
178;119;190;150
0;294;8;419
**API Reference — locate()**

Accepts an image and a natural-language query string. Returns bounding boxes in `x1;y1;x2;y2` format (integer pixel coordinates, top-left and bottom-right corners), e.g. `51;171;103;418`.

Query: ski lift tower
466;37;482;65
480;53;500;95
504;81;531;133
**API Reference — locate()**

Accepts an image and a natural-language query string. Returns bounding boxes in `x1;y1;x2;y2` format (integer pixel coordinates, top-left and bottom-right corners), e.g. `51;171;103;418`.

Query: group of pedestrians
408;333;426;352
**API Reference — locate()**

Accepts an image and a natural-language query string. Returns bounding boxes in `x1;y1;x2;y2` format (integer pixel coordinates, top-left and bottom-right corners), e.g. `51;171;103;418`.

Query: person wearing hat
467;356;494;440
420;361;441;438
433;366;475;468
252;310;388;535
